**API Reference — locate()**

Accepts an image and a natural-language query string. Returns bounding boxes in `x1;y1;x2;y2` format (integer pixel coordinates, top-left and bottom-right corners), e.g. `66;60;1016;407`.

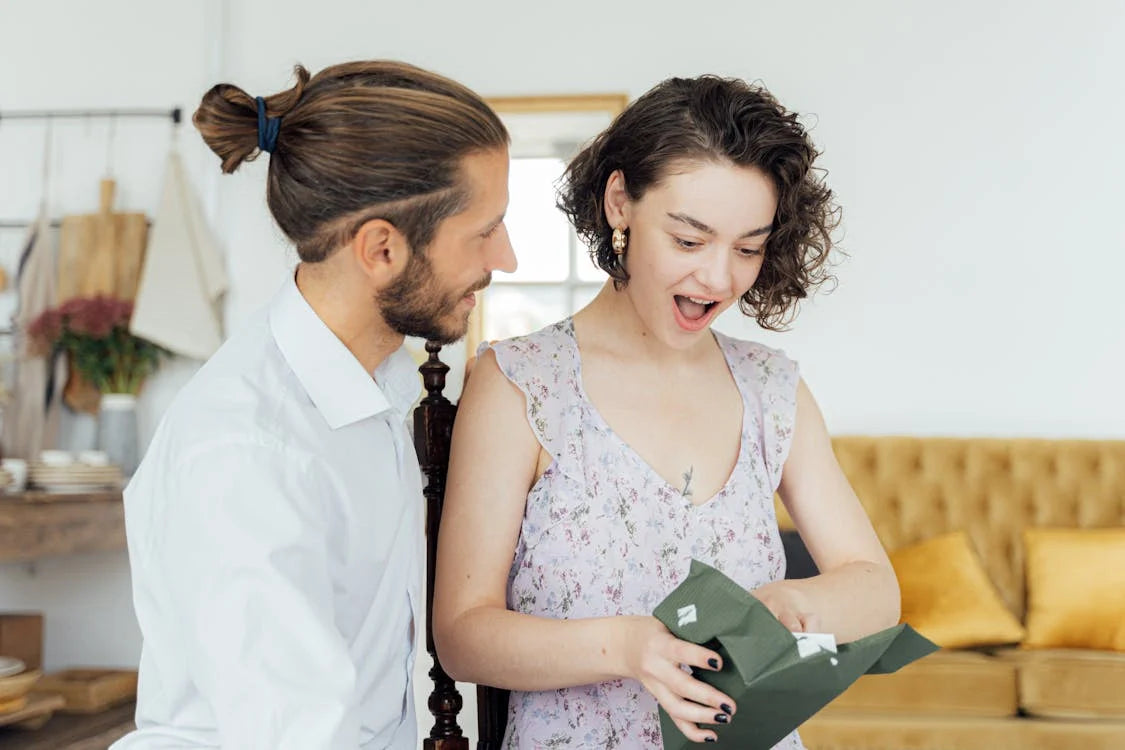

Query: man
113;60;514;750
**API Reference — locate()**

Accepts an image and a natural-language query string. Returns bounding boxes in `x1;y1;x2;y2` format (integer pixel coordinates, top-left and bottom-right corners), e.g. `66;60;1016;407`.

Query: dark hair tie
256;96;282;154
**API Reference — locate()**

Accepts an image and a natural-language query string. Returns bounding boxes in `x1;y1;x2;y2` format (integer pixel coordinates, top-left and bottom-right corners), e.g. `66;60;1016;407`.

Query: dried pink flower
22;295;166;394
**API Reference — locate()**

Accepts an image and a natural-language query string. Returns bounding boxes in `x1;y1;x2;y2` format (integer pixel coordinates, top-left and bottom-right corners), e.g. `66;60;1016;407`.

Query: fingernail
707;658;720;669
721;703;733;715
705;737;717;743
714;713;729;724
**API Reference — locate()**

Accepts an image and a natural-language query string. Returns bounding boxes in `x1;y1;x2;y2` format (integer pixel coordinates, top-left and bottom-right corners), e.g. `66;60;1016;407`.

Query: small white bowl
38;450;75;467
77;450;110;466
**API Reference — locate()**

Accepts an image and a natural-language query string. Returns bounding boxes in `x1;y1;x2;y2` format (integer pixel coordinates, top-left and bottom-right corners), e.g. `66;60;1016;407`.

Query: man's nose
488;224;517;274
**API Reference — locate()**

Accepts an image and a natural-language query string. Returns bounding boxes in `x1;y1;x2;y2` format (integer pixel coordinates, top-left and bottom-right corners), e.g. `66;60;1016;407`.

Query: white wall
217;0;1125;437
1;0;1122;741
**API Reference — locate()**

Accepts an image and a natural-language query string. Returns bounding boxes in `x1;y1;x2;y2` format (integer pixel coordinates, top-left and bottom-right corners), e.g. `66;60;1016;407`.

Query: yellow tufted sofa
780;436;1125;750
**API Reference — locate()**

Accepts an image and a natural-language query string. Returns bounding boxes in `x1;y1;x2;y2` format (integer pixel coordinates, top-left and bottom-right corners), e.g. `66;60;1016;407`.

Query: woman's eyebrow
667;212;772;239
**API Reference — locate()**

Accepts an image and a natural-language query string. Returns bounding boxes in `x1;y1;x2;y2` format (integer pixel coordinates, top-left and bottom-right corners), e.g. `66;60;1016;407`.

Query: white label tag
794;632;838;659
677;604;698;627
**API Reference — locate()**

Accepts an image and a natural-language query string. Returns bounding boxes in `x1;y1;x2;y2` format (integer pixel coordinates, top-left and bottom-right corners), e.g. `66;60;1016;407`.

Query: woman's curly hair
558;75;840;331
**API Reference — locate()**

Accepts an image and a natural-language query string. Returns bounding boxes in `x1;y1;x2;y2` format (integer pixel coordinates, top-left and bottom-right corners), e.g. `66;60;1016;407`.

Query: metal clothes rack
0;106;181;229
0;107;181;124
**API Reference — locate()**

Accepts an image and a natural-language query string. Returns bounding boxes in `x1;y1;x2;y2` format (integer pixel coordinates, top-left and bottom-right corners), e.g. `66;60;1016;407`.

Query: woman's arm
764;378;901;642
433;350;736;743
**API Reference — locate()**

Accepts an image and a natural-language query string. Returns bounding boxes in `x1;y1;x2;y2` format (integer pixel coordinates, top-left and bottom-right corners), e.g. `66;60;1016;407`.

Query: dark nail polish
705;737;716;743
715;713;729;724
721;703;733;715
707;658;720;669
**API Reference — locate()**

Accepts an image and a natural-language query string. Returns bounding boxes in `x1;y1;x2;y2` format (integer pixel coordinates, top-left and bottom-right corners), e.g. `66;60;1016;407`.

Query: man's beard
377;251;490;345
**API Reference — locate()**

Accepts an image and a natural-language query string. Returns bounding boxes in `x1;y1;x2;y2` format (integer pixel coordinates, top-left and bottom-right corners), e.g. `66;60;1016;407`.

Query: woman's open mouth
672;295;721;332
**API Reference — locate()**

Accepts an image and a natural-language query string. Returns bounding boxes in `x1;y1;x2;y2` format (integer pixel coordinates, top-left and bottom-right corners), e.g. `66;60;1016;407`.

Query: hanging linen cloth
2;209;65;459
130;151;228;360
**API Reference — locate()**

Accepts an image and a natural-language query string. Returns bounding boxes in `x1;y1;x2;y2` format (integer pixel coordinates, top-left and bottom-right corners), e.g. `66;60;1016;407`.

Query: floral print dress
483;318;805;750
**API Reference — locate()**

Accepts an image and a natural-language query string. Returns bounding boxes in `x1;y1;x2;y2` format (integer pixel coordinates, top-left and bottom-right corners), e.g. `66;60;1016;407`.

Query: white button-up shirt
114;275;423;750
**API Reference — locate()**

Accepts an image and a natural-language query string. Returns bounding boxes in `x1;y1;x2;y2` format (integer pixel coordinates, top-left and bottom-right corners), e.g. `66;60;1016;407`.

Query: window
468;95;627;350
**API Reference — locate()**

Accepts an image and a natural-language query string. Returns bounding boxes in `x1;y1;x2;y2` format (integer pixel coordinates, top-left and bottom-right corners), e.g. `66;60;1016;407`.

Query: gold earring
612;226;627;256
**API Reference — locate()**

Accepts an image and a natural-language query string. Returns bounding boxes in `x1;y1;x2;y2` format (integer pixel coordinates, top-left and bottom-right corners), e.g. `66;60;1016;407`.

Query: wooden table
0;700;135;750
0;491;125;563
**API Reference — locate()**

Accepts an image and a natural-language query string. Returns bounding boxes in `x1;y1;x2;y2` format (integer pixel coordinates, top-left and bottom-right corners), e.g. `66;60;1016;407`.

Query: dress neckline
560;317;749;510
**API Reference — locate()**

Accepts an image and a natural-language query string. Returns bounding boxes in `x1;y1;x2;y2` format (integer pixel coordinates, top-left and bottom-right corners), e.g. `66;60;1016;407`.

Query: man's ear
603;169;631;229
351;218;410;285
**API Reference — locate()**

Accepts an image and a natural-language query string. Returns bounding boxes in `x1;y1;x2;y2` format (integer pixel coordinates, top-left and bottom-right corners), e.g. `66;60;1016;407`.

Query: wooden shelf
0;699;135;749
0;491;125;563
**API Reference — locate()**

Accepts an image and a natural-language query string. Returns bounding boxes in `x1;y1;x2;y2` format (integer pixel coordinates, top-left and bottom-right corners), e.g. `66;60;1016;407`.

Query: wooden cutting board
0;696;27;714
0;692;64;730
56;179;149;414
0;670;40;703
57;179;148;303
35;670;137;714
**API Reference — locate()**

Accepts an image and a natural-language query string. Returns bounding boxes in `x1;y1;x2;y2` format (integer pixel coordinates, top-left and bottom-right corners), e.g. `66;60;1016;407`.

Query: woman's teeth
674;295;717;322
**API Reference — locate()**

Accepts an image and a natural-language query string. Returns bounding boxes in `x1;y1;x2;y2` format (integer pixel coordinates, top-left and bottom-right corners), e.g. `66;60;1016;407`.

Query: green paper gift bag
653;560;938;750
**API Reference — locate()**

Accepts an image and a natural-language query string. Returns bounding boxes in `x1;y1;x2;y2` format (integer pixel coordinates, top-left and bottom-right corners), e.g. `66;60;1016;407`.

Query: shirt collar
268;274;421;429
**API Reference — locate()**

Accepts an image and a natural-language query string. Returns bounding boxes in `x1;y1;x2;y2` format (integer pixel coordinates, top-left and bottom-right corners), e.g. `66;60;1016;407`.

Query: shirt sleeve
146;439;360;750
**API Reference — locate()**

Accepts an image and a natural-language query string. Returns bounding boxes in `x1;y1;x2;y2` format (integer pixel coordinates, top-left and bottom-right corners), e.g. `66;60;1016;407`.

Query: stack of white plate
28;463;123;492
0;658;24;680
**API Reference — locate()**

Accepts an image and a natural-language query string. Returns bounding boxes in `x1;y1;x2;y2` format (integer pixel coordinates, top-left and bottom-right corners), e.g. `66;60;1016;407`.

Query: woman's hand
751;580;821;633
617;616;736;744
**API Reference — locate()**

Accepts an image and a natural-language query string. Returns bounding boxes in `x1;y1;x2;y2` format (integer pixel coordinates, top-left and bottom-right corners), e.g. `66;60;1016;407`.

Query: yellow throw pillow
891;531;1025;648
1023;528;1125;651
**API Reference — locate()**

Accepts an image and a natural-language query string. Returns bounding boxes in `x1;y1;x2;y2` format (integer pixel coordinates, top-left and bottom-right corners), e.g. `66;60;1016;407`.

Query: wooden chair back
413;343;509;750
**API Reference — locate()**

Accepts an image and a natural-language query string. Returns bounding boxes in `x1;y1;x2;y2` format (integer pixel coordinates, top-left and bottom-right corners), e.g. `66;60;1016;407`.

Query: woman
434;75;899;748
